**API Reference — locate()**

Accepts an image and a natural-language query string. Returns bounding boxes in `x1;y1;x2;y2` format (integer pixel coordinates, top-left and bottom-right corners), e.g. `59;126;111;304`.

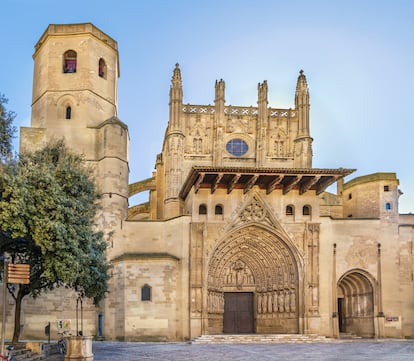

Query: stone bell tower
20;23;129;242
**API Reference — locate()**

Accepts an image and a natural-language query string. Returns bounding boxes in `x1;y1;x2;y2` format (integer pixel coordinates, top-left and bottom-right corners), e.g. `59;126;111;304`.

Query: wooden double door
223;292;254;333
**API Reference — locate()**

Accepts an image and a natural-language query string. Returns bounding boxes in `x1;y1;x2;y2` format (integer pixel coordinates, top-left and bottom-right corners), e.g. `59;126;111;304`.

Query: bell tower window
98;58;107;78
63;50;77;73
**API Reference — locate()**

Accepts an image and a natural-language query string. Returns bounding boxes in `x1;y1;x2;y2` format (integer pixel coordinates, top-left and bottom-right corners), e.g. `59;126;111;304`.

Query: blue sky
2;0;414;212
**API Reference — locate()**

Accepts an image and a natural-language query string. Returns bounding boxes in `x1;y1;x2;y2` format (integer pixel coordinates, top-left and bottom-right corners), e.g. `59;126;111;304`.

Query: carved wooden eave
179;166;355;199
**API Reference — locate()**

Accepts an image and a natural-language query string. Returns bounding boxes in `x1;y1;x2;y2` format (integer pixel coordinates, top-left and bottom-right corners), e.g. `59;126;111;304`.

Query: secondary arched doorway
337;270;375;338
207;225;300;334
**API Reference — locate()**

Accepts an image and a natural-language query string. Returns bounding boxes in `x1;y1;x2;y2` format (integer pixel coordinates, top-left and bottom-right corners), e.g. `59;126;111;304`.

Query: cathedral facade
6;23;414;341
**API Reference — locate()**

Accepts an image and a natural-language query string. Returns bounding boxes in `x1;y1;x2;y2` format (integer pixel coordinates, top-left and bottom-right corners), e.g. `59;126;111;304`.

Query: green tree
0;140;109;343
0;94;17;162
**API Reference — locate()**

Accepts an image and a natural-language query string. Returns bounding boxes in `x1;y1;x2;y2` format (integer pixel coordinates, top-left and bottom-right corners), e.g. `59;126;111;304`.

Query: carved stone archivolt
208;225;299;316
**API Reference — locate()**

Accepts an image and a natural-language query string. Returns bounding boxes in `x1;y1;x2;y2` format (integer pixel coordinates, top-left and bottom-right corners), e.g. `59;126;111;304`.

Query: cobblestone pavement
44;339;414;361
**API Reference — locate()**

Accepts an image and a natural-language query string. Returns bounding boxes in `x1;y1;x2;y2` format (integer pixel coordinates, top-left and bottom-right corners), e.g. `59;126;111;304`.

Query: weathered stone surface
4;22;413;343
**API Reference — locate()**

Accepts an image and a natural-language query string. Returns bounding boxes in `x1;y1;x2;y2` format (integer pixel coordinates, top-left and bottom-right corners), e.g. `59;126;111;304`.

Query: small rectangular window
384;185;389;192
348;193;352;200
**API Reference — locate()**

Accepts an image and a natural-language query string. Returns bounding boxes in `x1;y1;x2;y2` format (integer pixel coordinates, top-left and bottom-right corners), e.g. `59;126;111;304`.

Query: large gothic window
63;50;77;73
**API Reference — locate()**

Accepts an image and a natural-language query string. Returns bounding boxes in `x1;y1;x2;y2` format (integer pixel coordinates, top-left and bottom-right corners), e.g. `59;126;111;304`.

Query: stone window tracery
193;138;203;153
240;201;265;222
270;127;288;157
226;138;248;156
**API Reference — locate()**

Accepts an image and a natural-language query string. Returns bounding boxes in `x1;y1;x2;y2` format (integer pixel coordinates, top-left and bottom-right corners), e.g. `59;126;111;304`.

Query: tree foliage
0;93;17;162
0;140;109;342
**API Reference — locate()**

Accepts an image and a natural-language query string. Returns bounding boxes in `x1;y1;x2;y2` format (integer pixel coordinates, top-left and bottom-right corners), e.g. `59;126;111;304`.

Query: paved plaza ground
45;339;414;361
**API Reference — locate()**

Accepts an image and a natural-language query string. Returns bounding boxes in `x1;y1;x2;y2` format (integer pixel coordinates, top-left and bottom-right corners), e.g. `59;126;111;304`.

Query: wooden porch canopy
179;166;355;199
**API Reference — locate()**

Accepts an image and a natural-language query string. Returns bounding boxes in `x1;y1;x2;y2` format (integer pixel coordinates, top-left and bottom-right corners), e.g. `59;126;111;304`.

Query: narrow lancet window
98;58;107;78
65;106;71;120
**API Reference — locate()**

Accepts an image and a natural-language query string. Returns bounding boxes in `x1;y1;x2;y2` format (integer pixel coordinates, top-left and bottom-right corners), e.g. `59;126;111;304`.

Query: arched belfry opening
207;225;300;334
337;270;375;338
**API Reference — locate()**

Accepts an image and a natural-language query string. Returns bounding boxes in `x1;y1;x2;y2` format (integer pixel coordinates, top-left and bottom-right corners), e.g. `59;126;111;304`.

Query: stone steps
8;346;42;361
339;332;363;339
191;333;334;344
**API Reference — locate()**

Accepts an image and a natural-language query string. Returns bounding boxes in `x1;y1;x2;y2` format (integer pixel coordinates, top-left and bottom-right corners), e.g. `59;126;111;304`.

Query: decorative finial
171;63;182;86
296;69;308;89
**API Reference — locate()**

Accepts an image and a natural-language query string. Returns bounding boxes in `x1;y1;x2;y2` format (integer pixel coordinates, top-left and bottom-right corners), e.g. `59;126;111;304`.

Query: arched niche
337;270;376;338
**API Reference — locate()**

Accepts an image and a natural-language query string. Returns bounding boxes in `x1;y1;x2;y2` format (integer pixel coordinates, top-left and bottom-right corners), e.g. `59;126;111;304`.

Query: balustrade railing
182;105;296;118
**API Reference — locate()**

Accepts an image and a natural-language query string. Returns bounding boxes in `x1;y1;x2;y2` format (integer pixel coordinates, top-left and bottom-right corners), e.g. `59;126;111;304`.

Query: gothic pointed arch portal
207;225;300;334
337;270;375;338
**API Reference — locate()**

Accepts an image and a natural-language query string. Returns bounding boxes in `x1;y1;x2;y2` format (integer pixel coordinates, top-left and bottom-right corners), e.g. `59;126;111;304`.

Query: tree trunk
12;285;26;344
